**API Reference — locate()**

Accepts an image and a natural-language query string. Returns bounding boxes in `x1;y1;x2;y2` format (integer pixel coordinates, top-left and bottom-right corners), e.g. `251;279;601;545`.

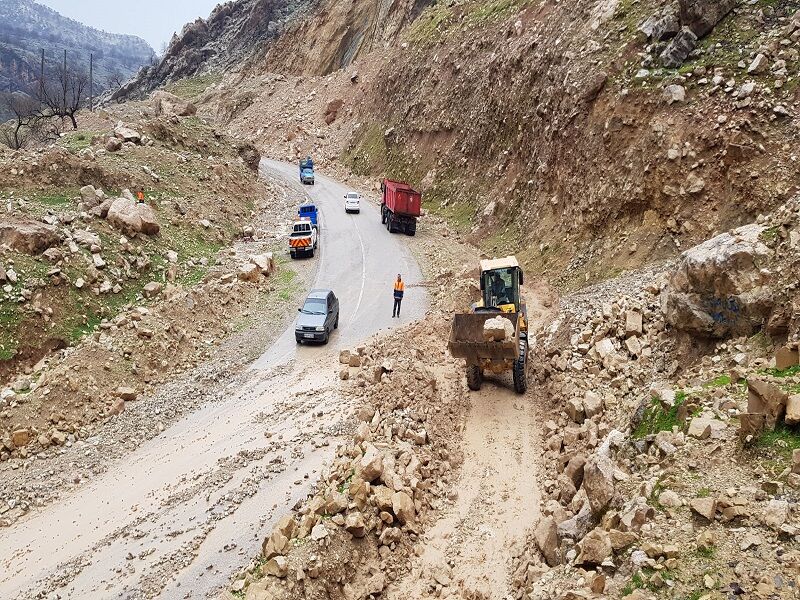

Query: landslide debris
0;99;302;469
509;197;800;599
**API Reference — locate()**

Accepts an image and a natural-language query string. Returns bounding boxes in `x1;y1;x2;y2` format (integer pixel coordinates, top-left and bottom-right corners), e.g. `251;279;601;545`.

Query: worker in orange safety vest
392;274;405;318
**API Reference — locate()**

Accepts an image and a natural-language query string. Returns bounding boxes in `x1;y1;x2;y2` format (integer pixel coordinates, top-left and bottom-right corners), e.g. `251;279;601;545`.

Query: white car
344;192;361;214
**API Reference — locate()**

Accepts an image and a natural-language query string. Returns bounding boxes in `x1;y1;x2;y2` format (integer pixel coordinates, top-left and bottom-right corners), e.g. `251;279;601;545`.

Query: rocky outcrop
236;141;261;172
0;217;60;255
112;0;314;100
254;0;433;76
679;0;738;38
662;224;773;338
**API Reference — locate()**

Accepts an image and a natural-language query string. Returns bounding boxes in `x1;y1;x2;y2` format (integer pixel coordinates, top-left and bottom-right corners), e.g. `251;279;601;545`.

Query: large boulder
114;123;142;144
236;141;261;172
748;378;789;429
662;224;773;338
150;90;197;117
534;517;561;567
0;217;60;255
582;455;615;515
576;528;612;566
679;0;737;38
107;198;160;236
660;27;698;68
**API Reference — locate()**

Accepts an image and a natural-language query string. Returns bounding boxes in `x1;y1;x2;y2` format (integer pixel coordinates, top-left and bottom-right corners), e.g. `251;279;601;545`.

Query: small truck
381;179;421;236
289;219;318;258
299;158;315;185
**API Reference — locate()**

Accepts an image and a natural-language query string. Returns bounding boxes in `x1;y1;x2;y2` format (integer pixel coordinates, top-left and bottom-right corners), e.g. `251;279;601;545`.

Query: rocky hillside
0;0;154;96
112;0;313;101
113;0;434;101
197;0;800;293
340;0;800;288
246;0;432;76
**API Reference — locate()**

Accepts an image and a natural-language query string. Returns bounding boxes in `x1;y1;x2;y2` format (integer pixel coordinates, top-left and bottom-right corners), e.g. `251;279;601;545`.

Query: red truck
380;179;421;236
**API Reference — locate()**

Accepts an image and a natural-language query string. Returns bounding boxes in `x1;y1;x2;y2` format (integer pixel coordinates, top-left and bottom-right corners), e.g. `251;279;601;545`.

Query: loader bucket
447;313;520;363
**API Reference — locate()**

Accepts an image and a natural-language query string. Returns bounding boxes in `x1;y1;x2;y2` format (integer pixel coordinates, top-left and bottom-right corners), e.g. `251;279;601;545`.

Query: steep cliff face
114;0;432;100
0;0;154;95
247;0;433;75
112;0;313;100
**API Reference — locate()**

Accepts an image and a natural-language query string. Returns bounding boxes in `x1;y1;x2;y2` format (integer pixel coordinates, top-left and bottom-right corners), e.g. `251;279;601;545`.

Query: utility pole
62;49;67;116
89;52;93;111
39;48;44;100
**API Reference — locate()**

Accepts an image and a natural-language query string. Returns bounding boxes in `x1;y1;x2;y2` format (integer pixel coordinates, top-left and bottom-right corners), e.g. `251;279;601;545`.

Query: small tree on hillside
40;63;88;130
0;92;42;149
107;70;125;90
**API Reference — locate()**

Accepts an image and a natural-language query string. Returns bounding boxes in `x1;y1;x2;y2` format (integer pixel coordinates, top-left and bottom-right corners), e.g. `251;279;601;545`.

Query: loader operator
490;273;509;306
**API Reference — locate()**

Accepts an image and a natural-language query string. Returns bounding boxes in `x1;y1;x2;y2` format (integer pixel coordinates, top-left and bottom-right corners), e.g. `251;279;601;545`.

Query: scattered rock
690;496;717;520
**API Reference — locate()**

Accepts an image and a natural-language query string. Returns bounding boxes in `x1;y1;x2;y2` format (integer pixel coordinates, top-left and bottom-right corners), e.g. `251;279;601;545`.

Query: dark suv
295;289;339;344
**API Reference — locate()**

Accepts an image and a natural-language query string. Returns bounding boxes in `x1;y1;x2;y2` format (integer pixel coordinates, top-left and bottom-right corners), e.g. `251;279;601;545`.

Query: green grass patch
466;0;530;25
761;365;800;378
341;123;421;183
276;267;297;302
697;487;711;498
621;572;646;596
697;545;716;559
31;191;74;207
180;266;209;287
407;2;455;45
60;131;98;152
164;74;223;100
756;422;800;457
0;301;22;360
66;313;103;343
760;226;779;243
704;374;731;388
633;391;688;439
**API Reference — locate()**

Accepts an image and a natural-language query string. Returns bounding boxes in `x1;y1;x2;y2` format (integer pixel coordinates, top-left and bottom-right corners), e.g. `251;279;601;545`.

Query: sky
36;0;221;51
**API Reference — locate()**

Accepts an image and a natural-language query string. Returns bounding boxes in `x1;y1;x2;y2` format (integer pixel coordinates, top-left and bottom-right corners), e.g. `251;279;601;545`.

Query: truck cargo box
383;179;422;217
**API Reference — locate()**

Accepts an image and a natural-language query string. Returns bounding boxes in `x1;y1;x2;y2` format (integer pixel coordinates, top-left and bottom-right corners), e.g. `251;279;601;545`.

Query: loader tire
466;365;483;391
513;344;528;395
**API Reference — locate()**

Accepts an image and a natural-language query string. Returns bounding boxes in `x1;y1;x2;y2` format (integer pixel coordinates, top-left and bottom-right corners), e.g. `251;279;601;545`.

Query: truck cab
289;219;319;258
477;257;525;315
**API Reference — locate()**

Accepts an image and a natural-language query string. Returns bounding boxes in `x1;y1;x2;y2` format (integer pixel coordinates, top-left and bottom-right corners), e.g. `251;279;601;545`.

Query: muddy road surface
0;161;426;600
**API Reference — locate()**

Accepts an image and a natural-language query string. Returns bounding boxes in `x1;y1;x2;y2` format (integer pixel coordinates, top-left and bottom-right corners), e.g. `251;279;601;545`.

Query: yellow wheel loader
447;257;528;394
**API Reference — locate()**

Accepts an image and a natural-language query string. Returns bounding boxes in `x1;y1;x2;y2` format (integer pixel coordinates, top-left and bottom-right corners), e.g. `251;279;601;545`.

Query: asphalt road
0;161;427;599
253;159;426;369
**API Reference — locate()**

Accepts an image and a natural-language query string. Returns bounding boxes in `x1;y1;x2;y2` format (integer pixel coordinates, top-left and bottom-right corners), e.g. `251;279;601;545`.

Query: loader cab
478;257;524;313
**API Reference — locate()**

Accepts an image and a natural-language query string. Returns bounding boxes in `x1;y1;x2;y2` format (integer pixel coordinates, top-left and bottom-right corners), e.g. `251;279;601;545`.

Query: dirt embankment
0;90;307;468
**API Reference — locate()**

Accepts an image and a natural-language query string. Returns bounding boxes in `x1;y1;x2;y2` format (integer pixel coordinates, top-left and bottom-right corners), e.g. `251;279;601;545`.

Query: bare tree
0;92;40;149
107;69;125;90
40;63;88;130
